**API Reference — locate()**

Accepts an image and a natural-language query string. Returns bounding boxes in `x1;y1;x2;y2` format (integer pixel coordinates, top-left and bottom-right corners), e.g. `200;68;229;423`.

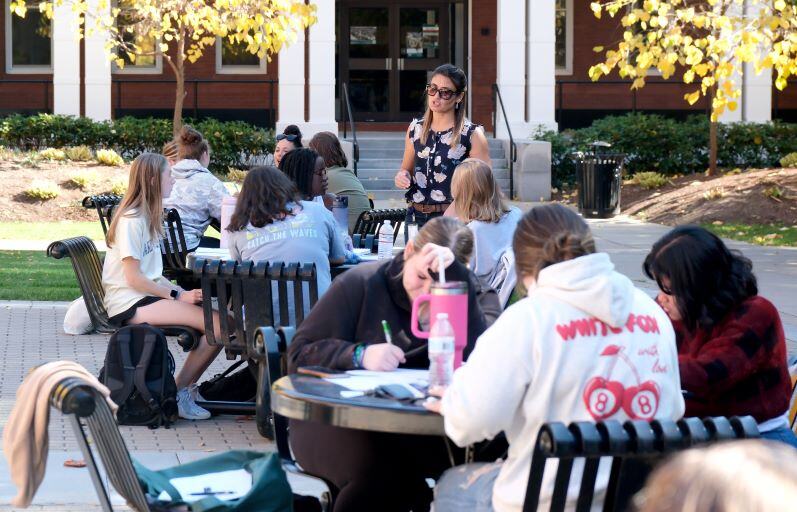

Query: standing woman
394;64;491;229
102;153;223;420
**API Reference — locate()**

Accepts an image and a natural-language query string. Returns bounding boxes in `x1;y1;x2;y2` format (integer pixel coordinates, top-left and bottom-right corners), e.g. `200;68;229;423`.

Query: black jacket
287;254;501;372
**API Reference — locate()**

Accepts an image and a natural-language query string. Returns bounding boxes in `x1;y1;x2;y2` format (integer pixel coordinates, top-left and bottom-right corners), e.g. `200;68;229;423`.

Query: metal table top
270;374;444;436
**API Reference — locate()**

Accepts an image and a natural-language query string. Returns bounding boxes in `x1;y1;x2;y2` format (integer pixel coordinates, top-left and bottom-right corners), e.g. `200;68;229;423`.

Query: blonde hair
420;64;468;149
106;153;167;247
451;158;508;223
161;139;179;163
638;440;797;512
512;204;596;281
410;216;474;265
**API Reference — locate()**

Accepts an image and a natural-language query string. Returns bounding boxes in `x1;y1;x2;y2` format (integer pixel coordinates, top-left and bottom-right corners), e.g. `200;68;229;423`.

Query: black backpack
100;324;177;428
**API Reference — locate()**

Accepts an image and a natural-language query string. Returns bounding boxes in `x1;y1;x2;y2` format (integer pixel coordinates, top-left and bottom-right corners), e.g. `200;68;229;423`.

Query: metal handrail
492;84;517;200
111;78;277;129
341;82;360;176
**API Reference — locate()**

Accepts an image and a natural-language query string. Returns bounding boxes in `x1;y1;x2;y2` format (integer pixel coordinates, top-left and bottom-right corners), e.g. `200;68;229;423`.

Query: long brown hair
106;153;167;247
451;158;509;223
177;125;209;161
420;64;468;149
227;166;301;231
410;216;474;265
512;204;596;281
309;131;348;168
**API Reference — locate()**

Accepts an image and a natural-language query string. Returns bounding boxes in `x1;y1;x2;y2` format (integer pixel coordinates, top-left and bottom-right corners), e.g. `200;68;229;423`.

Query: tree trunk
172;37;186;136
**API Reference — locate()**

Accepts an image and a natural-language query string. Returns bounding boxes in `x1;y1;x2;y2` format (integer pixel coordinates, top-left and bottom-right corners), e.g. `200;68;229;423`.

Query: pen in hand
381;320;393;345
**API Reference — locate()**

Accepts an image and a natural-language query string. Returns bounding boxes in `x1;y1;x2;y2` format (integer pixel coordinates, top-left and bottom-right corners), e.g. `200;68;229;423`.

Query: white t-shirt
468;206;522;279
102;211;166;318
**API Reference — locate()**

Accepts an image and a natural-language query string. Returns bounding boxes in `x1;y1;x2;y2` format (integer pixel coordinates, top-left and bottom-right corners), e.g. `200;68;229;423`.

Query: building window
5;0;53;73
216;37;267;74
112;6;162;74
555;0;573;75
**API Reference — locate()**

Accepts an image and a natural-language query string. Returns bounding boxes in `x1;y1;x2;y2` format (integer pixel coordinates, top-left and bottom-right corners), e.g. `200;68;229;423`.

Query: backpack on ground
100;324;177;428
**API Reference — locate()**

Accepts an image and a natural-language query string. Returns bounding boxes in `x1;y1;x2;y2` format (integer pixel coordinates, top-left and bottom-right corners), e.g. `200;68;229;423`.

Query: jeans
404;208;443;243
433;462;501;512
760;426;797;448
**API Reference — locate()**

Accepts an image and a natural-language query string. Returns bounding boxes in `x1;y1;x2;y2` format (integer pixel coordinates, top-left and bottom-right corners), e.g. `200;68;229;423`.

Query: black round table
270;374;445;435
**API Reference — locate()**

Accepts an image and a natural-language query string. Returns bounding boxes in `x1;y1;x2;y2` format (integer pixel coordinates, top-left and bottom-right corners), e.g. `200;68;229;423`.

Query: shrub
110;177;128;195
70;170;99;190
703;187;725;200
226;167;248;183
763;185;785;200
38;148;67;161
96;149;125;167
630;171;669;189
64;145;93;162
24;180;60;200
780;152;797;168
0;114;274;174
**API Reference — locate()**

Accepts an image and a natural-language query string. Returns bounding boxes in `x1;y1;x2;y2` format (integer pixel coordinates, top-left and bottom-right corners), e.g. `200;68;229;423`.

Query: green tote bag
134;450;293;512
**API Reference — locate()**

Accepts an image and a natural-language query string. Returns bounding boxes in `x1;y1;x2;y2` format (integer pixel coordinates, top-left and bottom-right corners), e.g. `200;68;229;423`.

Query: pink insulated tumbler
411;281;469;368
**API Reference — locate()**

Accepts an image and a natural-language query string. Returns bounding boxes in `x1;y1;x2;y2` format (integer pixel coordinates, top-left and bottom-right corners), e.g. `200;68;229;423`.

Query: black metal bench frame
352;208;407;251
522;416;760;511
46;236;200;350
82;194;122;236
191;257;319;439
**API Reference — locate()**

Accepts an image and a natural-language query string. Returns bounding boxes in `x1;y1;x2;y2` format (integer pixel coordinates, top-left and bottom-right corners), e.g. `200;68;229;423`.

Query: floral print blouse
406;117;480;205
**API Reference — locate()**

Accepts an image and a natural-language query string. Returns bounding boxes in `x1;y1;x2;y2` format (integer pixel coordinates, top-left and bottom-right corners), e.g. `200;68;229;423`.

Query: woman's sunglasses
276;133;299;142
425;84;459;100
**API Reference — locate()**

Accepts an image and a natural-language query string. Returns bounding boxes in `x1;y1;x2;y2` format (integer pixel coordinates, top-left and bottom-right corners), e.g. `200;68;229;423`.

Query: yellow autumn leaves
589;0;797;121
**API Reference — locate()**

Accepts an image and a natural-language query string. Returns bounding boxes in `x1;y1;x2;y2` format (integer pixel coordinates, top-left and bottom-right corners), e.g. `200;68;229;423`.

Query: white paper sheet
194;247;231;260
326;369;428;398
156;468;252;502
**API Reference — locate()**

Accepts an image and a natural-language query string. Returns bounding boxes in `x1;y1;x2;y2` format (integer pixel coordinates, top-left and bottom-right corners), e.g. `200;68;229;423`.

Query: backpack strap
117;330;138;403
134;331;160;413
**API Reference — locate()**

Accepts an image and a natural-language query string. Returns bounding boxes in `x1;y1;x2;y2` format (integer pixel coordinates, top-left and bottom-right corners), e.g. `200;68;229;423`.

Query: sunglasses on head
276;133;298;142
425;84;459;100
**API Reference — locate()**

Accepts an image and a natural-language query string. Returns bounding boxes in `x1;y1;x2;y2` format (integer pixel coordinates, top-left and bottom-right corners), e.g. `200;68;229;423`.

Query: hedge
0;114;275;173
534;113;797;187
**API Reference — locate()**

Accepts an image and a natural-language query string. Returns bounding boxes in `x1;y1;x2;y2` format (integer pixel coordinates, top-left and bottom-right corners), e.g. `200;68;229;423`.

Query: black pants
290;420;457;512
404;208;444;242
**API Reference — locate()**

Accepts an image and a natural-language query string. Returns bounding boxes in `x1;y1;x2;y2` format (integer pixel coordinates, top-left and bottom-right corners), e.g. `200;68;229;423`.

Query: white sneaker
188;383;207;403
177;387;211;420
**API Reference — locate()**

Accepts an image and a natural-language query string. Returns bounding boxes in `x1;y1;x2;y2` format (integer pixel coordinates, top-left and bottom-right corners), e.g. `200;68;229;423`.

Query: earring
455;102;460;111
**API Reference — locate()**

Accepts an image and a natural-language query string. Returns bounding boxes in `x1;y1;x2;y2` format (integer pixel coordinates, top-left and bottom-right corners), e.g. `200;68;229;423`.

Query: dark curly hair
644;225;758;331
226;166;300;231
279;147;320;199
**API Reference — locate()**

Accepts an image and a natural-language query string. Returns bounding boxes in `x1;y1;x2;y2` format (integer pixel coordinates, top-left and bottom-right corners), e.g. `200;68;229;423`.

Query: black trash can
573;142;624;218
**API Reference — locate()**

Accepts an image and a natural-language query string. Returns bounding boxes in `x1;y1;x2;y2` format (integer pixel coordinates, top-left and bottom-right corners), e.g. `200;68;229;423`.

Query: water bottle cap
384;220;392;226
436;313;448;320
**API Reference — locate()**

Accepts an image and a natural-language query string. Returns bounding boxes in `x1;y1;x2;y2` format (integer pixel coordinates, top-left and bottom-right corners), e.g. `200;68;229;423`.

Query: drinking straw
437;249;446;284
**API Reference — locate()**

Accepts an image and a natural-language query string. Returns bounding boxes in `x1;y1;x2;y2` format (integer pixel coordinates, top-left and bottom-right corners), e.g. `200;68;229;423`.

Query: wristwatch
170;289;179;300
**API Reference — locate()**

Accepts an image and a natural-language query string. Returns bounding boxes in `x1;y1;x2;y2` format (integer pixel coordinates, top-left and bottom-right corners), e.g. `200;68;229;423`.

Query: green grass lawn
0;221;104;240
703;223;797;247
0;250;81;301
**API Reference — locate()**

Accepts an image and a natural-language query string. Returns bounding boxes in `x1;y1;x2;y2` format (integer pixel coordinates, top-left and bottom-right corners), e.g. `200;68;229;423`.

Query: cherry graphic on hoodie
582;344;660;421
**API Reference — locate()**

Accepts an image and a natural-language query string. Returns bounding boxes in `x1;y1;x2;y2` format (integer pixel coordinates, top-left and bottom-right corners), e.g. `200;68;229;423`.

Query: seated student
309;131;371;233
639;440;797;512
102;153;224;421
226;166;346;319
274;124;303;168
644;226;797;447
287;216;502;512
429;204;685;512
450;158;522;301
279;147;334;209
164;126;229;251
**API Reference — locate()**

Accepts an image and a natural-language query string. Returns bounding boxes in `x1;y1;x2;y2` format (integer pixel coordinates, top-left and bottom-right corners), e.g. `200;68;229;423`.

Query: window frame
110;1;163;75
4;0;54;74
215;36;267;75
554;0;573;76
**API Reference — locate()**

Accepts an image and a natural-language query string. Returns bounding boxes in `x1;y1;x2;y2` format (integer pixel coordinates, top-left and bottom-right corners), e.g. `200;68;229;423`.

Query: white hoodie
441;252;685;512
163;159;229;250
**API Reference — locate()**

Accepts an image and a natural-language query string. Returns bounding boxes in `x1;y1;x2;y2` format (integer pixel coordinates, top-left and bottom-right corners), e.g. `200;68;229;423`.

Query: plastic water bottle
378;220;394;260
405;212;419;246
428;313;455;387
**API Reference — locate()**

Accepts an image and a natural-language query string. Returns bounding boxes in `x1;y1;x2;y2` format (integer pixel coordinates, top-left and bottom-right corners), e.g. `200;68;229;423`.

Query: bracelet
352;344;365;369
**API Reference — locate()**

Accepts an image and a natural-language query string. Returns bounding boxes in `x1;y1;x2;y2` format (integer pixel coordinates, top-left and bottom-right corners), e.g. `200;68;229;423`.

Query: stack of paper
325;369;428;398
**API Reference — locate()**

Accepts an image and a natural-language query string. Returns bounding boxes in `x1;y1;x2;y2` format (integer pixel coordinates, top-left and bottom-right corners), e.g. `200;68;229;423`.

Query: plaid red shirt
676;296;791;423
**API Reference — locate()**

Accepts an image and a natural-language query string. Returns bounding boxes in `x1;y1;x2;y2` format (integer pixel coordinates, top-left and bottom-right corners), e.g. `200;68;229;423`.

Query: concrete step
357;167;510;179
357;158;508;170
348;137;505;150
360;178;511;191
357;147;506;160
